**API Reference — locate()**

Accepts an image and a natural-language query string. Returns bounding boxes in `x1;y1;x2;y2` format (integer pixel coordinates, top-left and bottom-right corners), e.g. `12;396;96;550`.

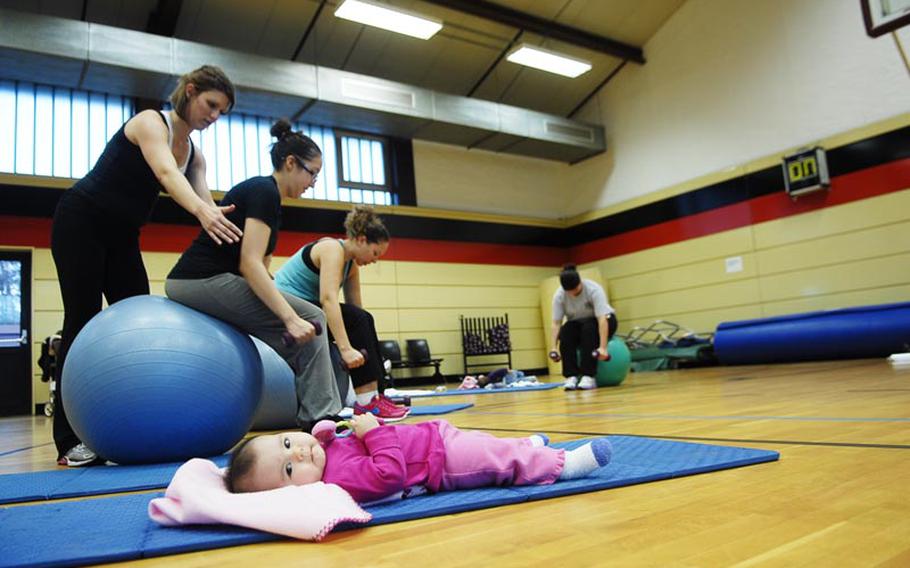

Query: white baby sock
559;439;613;480
529;434;550;447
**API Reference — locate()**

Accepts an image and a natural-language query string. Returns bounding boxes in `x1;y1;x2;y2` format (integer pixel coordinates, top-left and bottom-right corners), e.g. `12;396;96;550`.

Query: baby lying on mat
227;414;612;501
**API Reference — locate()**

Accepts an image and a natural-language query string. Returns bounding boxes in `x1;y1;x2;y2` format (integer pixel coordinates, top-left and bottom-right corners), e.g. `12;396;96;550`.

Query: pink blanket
148;458;372;541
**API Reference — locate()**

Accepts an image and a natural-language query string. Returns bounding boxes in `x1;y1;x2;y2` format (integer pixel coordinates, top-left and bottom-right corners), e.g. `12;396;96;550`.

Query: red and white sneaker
353;394;411;422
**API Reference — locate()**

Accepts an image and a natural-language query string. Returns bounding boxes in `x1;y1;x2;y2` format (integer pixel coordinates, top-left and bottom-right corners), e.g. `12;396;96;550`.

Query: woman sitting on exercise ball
274;205;408;421
549;264;618;391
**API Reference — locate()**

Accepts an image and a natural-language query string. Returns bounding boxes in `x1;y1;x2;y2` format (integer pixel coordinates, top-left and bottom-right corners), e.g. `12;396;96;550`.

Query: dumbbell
340;348;369;371
385;395;411;406
548;350;561;362
281;320;323;347
591;349;612;362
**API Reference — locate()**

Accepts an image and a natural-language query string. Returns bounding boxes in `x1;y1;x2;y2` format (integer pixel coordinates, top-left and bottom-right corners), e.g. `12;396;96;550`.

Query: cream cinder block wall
412;139;570;220
567;0;910;216
30;249;554;405
586;188;910;336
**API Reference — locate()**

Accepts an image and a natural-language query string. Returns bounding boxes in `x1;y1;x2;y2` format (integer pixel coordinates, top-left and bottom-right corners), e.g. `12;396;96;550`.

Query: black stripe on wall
0;184;565;246
563;125;910;246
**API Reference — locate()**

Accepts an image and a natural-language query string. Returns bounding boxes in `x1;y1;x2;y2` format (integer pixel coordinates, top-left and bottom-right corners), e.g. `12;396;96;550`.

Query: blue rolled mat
0;436;778;568
714;301;910;365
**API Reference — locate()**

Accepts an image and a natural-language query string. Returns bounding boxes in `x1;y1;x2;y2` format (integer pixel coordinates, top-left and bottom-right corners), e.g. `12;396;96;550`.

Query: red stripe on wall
5;158;907;267
0;217;567;267
569;157;910;264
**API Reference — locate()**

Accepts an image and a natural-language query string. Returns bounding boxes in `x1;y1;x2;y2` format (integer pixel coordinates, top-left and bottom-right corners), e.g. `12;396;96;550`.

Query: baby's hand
350;413;381;437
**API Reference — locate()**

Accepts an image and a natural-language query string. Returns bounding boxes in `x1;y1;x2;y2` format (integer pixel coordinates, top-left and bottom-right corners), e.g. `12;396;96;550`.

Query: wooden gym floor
1;359;908;567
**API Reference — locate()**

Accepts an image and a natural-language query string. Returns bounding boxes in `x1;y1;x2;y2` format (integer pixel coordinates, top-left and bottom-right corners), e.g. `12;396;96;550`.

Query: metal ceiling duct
0;8;604;163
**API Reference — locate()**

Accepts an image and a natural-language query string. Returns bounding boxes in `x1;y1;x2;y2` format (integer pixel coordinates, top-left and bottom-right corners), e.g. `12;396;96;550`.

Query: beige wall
587;188;910;336
412;139;569;220
568;0;910;217
30;248;553;405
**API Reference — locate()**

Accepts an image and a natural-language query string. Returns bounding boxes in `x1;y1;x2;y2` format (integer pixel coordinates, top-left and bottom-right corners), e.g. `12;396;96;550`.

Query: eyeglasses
294;157;319;181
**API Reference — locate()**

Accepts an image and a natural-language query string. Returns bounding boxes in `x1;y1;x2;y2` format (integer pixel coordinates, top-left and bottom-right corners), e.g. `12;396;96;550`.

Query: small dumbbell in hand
281;320;323;347
548;350;561;363
340;348;369;371
592;347;612;362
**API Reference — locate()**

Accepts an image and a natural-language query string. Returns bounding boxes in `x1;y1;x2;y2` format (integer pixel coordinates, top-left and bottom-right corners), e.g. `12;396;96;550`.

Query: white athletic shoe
578;376;597;390
563;376;579;390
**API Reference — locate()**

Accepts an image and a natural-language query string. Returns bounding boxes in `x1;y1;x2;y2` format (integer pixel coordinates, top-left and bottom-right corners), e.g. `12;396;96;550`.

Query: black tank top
69;111;194;229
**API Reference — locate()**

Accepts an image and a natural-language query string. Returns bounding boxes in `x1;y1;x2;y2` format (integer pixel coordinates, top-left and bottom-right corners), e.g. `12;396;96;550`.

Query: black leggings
50;193;149;456
558;314;618;377
327;303;386;391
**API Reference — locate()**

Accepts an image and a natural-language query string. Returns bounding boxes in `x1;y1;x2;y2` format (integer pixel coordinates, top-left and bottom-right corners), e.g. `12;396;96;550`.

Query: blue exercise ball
63;296;263;464
250;336;298;431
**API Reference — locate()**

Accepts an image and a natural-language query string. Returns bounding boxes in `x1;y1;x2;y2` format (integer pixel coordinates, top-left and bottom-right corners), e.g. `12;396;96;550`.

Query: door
0;250;32;416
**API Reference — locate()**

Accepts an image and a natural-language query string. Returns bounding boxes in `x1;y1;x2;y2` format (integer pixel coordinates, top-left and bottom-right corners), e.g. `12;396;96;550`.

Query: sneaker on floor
57;443;99;467
354;394;411;422
578;376;597;390
563;376;579;390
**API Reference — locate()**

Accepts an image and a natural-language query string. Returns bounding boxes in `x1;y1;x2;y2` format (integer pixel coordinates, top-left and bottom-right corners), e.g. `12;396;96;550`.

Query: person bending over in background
549;264;618;391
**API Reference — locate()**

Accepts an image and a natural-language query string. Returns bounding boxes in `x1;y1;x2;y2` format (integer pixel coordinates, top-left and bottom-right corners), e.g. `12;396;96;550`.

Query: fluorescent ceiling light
335;0;443;40
506;44;592;78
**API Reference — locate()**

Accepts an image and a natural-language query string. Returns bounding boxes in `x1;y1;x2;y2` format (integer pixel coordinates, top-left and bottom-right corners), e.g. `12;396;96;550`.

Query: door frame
0;248;33;416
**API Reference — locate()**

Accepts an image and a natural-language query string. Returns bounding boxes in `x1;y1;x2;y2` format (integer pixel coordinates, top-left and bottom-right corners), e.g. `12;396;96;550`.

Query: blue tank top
275;238;352;303
69;111;194;229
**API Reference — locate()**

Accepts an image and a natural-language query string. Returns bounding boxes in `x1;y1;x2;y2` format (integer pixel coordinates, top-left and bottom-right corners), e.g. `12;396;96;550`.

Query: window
336;132;395;205
0;81;133;178
191;117;393;204
190;115;349;201
0;80;395;206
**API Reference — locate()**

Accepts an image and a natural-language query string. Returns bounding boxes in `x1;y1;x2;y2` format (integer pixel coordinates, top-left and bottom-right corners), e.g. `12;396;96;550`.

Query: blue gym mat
0;455;231;505
400;382;562;397
0;436;778;567
409;402;474;413
0;404;472;506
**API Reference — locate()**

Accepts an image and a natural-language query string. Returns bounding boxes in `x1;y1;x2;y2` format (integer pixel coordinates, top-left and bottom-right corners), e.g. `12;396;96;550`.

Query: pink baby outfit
320;419;565;503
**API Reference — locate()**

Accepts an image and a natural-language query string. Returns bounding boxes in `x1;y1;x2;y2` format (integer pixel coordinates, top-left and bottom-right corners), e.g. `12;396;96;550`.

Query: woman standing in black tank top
50;65;242;467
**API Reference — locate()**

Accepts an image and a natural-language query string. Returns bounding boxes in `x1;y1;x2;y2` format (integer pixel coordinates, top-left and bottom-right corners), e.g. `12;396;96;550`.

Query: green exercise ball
596;337;631;386
575;337;631;387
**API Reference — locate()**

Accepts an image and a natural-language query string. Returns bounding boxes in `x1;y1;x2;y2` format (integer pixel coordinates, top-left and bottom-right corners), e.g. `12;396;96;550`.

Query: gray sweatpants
165;274;343;427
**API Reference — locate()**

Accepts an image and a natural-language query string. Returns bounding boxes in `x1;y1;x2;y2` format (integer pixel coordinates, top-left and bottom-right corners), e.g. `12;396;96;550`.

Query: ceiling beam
420;0;645;64
292;0;327;61
146;0;183;37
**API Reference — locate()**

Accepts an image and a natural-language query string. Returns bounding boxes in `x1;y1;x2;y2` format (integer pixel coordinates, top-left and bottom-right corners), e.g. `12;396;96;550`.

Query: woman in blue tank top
274;206;408;421
50;65;241;467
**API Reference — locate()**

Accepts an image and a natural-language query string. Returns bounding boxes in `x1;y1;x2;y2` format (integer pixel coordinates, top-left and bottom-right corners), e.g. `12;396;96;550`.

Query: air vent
545;120;594;142
341;78;416;109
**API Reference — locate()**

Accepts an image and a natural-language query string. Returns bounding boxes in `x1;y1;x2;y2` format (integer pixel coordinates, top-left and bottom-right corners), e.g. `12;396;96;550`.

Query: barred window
0;81;133;178
336;132;394;206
